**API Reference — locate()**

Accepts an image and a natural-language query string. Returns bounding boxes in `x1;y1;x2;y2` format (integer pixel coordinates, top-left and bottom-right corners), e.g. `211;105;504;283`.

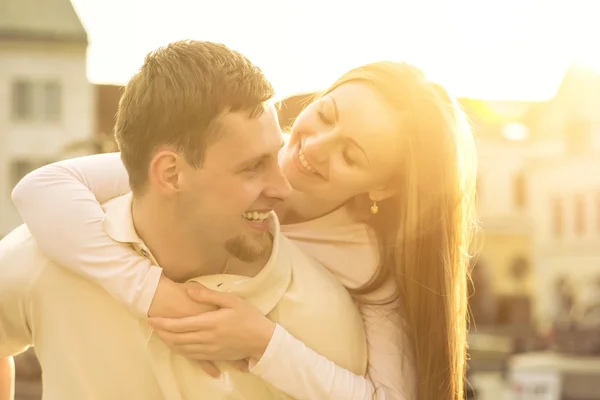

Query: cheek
327;166;371;197
279;147;297;175
224;180;266;209
327;179;363;199
182;181;243;217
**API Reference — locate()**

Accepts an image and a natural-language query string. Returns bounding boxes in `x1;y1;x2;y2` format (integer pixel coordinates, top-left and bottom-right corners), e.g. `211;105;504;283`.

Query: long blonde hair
322;62;478;400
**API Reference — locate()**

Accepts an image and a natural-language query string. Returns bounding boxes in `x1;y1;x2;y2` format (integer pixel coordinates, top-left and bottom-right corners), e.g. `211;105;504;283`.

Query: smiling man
0;40;366;399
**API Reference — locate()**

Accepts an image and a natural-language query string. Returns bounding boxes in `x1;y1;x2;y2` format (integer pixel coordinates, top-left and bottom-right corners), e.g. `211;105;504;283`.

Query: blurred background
2;0;600;398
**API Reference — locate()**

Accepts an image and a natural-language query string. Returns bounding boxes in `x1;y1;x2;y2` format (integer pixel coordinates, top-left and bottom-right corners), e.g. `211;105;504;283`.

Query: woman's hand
147;277;222;377
148;284;275;362
148;276;218;318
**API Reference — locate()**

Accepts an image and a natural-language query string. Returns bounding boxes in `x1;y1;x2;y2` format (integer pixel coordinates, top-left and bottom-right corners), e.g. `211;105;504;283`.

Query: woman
12;61;478;399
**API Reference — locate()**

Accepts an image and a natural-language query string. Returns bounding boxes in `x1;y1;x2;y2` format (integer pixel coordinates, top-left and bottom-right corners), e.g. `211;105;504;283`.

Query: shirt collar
102;193;292;316
189;215;292;316
102;192;141;244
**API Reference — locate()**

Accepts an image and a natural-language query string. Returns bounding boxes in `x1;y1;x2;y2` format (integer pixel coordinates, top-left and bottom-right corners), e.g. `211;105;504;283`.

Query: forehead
204;104;282;163
327;82;401;168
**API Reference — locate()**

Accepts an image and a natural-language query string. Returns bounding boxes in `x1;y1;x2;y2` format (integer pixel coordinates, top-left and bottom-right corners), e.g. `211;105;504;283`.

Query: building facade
0;0;94;236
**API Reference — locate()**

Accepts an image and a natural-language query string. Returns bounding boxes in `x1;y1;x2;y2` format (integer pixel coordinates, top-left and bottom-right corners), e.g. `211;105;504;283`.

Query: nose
303;131;333;166
264;163;293;201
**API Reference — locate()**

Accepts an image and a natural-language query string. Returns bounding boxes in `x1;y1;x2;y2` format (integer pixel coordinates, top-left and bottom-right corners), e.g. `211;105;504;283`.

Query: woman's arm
11;153;163;317
150;285;415;399
249;301;416;400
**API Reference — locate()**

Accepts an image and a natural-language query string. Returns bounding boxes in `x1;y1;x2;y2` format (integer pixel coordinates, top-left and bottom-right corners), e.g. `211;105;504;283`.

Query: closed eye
245;159;266;172
318;110;333;126
342;149;356;166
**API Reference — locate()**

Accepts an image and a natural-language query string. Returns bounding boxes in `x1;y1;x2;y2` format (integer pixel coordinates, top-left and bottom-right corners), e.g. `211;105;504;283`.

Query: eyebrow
329;95;370;164
330;95;340;122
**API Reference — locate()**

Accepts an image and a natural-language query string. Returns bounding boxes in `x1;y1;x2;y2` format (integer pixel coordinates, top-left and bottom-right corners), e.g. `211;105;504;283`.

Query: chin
283;175;308;193
284;174;319;196
226;232;272;263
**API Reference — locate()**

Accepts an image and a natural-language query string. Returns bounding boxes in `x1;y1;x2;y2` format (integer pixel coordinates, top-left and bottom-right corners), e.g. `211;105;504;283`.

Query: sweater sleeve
250;301;416;399
11;153;161;317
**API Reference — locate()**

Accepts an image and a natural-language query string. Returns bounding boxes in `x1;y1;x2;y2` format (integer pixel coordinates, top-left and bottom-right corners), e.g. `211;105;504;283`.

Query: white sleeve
250;301;416;400
11;153;161;317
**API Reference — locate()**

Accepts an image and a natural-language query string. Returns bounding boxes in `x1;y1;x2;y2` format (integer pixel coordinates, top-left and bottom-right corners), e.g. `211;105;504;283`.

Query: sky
71;0;600;100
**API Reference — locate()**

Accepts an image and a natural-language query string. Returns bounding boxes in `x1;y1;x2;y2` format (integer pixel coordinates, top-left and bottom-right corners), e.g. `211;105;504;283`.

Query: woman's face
280;82;402;205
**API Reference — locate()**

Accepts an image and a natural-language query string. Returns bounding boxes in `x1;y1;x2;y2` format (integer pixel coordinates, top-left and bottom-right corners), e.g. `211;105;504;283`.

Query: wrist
148;276;184;317
251;320;276;361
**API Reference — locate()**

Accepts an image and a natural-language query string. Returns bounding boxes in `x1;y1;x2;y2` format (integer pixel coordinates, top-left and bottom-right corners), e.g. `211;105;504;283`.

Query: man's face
177;104;291;262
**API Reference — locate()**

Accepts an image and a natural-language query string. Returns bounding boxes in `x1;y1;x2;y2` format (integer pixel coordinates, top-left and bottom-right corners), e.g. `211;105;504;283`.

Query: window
574;195;586;236
552;197;563;238
43;81;61;121
514;171;526;209
509;256;529;282
10;160;53;189
12;81;34;120
11;79;62;122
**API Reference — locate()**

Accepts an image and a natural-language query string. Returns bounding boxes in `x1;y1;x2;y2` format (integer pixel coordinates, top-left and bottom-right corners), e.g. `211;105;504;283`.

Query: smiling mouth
296;143;325;179
242;211;271;222
298;147;318;174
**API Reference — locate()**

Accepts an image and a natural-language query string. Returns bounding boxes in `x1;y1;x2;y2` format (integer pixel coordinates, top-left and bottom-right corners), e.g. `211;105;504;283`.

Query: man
0;41;366;399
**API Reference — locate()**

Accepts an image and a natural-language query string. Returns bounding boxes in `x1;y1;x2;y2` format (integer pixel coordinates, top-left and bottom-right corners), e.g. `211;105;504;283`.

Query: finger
158;341;215;360
187;285;240;308
184;282;207;291
198;361;221;378
230;359;249;372
149;313;215;333
153;328;215;346
172;345;221;362
179;343;216;355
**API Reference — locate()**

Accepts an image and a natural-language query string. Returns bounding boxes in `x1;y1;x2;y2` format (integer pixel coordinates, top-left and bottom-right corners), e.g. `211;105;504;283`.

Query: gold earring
370;201;379;214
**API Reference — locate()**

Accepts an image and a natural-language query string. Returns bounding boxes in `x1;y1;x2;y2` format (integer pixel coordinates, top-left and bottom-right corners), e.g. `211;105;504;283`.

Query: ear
149;149;183;195
368;185;397;203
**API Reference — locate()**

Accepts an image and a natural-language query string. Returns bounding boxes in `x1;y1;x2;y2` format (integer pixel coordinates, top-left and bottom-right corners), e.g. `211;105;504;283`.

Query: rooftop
0;0;87;44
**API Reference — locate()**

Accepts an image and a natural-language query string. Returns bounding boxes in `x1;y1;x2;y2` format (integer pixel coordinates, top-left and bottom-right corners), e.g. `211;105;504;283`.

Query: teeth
298;148;318;174
242;211;270;221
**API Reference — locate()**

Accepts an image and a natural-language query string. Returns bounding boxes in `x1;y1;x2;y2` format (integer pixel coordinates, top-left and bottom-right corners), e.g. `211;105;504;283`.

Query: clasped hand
147;277;275;377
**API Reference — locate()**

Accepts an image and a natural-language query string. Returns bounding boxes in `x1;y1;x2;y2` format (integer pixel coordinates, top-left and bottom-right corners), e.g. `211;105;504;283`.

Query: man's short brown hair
114;40;275;193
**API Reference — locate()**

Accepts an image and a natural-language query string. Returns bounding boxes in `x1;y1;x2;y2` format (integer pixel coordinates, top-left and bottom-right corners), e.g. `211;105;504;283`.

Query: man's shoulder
272;235;368;375
0;224;50;287
279;235;347;290
0;224;44;257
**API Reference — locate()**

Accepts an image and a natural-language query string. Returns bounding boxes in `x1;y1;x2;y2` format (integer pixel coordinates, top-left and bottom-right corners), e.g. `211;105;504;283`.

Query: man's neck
131;196;228;282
